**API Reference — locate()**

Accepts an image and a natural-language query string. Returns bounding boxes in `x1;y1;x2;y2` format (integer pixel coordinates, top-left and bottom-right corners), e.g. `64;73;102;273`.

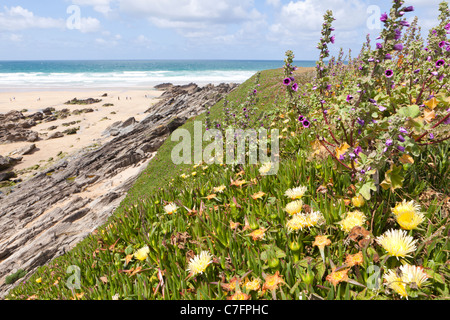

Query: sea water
0;60;316;90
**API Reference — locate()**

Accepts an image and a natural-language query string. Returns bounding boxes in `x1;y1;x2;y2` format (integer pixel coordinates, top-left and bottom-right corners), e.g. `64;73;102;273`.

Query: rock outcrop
0;82;238;298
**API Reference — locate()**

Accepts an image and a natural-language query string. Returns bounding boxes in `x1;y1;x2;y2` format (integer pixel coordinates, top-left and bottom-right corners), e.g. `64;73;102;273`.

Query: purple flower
398;135;405;142
380;13;388;22
445;23;450;31
399;127;408;134
302;120;310;128
386;139;393;146
439;41;446;48
298;115;305;122
385;54;392;60
385;69;394;78
446;46;450;52
414;69;420;74
429;133;434;140
368;98;377;104
397;146;405;152
436;59;445;68
330;36;335;44
283;78;291;86
354;146;362;156
376;43;383;49
431;71;438;76
357;118;365;126
393;43;403;51
394;29;402;40
346;95;354;102
403;6;414;12
292;83;299;91
400;20;410;27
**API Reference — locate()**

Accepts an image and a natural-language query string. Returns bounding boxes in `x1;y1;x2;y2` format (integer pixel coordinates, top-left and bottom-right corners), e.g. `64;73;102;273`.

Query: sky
0;0;444;60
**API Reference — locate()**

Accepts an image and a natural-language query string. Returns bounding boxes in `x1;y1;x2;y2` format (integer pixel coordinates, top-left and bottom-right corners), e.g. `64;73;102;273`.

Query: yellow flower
191;171;197;176
383;269;408;298
229;220;240;230
134;245;150;261
391;200;425;230
345;251;364;267
376;229;418;259
213;185;226;193
351;194;365;207
284;186;307;200
180;174;187;179
285;200;303;215
36;277;42;284
259;162;272;175
286;214;308;232
221;276;241;292
164;203;178;215
187;251;213;276
251;191;266;200
338;211;367;233
262;271;284;291
243;278;261;292
248;228;267;241
326;267;350;288
231;179;247;187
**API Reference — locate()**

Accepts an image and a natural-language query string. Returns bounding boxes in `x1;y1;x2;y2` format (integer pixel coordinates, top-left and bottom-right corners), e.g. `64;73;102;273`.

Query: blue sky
0;0;443;60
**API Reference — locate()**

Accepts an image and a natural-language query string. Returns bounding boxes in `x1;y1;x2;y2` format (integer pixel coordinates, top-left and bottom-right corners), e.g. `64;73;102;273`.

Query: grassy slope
5;67;449;300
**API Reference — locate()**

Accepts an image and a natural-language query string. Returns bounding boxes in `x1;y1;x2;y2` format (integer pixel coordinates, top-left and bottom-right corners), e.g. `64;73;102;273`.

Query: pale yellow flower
392;200;425;230
400;264;429;289
383;269;408;298
251;191;266;200
191;171;197;176
134;245;150;261
180;174;187;179
376;229;418;259
345;251;364;267
187;251;213;276
213;185;226;193
248;228;267;241
259;162;272;175
243;278;261;292
285;200;303;215
284;186;307;200
338;211;367;233
228;290;250;300
164;203;178;215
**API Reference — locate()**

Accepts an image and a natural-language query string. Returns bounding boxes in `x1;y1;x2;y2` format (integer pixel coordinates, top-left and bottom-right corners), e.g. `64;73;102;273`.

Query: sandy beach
0;88;163;179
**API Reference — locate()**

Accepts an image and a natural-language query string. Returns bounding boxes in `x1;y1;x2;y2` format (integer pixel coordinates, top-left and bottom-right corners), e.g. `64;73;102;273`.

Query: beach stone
42;107;55;115
14;144;36;156
0;172;16;182
0;156;22;171
47;132;64;140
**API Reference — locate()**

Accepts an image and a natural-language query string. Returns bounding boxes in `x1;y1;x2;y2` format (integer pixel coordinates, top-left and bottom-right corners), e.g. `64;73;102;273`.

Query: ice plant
259;162;272;175
284;200;303;215
400;264;429;289
338;211;367;233
243;278;261;292
248;228;267;241
351;194;365;208
164;203;178;215
134;245;149;261
391;200;425;230
262;271;284;292
326;267;350;289
313;235;331;263
284;185;307;200
227;290;250;300
187;251;213;276
213;185;226;193
345;251;364;267
384;264;428;299
376;229;418;259
383;269;408;298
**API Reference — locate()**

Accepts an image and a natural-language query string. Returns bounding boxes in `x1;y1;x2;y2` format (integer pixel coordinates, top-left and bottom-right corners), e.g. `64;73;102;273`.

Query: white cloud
0;6;65;31
268;0;368;45
79;17;101;33
72;0;113;15
266;0;281;7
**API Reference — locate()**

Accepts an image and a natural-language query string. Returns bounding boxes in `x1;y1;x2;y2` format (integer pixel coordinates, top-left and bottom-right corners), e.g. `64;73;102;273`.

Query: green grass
5;67;449;301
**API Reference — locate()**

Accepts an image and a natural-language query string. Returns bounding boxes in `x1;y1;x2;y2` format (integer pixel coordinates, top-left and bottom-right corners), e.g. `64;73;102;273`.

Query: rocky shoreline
0;82;238;298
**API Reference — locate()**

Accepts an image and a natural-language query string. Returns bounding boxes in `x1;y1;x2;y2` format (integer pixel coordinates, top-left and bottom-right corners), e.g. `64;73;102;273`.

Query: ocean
0;60;316;91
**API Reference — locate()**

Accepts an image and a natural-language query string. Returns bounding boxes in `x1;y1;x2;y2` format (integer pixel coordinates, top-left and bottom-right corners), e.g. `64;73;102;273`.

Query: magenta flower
346;95;354;102
385;69;394;78
445;23;450;31
380;13;388;22
386;139;393;146
385;54;392;60
439;41;446;48
302;120;310;128
330;36;335;44
292;83;299;91
283;78;291;86
393;43;403;51
397;146;405;152
376;43;383;49
298;115;305;122
398;135;405;142
436;59;445;68
403;6;414;12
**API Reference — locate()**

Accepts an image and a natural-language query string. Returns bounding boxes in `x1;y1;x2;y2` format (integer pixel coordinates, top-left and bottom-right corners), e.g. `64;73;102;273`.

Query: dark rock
42;107;55;115
47;132;64;140
14;144;36;156
0;172;16;182
0;156;22;171
47;126;58;131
